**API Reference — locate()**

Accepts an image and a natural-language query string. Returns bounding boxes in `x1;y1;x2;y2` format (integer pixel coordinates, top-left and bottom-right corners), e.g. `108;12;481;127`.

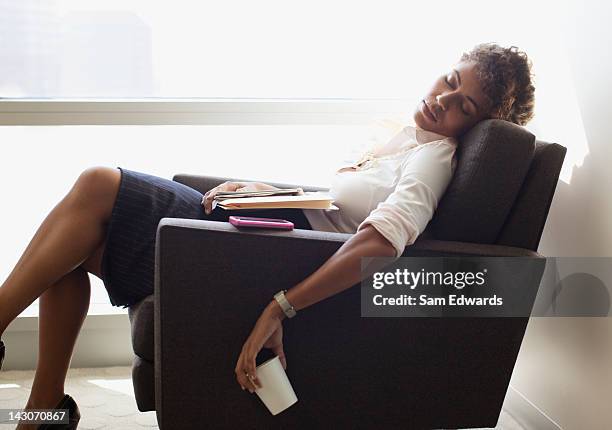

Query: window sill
3;308;132;369
0;98;412;125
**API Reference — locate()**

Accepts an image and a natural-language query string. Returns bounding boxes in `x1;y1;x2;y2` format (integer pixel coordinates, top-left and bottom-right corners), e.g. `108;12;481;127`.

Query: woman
0;42;534;429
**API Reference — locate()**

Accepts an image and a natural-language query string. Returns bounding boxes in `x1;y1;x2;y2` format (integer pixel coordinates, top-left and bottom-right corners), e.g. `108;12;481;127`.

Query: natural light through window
0;0;587;172
0;0;588;315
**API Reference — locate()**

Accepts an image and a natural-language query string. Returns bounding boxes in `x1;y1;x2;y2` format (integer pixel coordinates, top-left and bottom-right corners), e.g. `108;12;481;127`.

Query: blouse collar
405;125;457;146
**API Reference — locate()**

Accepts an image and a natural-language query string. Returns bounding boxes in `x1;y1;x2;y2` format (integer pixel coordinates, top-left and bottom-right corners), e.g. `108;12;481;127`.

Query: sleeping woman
0;42;534;429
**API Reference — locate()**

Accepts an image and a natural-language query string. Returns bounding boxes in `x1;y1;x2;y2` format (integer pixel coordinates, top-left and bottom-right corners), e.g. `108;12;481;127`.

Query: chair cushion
128;294;154;362
426;119;536;244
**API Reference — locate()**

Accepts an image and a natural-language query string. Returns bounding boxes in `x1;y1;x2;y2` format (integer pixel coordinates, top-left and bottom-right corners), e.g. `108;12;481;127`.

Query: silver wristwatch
273;289;297;318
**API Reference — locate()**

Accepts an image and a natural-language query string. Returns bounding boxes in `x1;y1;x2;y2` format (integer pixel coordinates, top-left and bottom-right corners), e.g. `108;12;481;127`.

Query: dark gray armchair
127;119;566;429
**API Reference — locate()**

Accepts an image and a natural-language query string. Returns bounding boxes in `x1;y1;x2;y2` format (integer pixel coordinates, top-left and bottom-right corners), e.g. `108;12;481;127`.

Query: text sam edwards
373;294;503;306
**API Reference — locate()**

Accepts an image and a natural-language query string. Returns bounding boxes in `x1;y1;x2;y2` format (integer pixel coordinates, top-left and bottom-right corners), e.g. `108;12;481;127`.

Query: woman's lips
421;100;437;122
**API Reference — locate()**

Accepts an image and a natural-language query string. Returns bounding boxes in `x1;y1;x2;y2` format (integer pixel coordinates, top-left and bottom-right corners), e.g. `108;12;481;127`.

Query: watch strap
274;290;297;318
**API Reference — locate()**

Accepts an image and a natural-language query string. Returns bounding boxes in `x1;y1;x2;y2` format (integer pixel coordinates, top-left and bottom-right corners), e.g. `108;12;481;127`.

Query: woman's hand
235;304;287;393
201;181;280;214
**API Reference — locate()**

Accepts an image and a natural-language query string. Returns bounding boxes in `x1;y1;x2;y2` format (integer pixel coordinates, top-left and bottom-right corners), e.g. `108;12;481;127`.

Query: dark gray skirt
100;167;313;308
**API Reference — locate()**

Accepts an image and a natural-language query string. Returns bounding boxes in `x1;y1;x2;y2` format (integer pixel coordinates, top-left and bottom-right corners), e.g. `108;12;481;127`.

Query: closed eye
444;75;453;89
444;75;470;116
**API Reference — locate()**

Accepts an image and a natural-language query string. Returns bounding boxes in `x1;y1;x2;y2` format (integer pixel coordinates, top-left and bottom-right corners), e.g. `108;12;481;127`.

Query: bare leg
0;167;120;334
0;167;121;429
16;268;91;430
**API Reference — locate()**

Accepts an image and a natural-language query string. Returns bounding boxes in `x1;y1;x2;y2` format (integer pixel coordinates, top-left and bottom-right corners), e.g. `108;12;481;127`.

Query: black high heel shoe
37;394;81;429
0;339;5;370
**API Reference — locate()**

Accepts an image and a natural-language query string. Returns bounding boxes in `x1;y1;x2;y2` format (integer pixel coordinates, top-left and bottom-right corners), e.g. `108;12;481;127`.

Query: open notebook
213;188;338;211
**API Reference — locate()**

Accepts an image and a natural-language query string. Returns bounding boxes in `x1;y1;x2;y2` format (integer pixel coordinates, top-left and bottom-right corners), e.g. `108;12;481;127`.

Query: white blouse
302;119;458;258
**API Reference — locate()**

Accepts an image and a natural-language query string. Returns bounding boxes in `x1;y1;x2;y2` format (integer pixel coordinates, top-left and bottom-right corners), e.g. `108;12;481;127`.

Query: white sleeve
356;141;456;258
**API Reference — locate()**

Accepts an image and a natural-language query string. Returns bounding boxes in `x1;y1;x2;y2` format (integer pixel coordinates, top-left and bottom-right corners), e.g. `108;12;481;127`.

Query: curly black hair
460;43;535;126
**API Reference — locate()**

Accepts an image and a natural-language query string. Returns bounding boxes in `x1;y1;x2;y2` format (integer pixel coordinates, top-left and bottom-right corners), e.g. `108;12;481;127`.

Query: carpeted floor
0;366;157;429
0;366;525;429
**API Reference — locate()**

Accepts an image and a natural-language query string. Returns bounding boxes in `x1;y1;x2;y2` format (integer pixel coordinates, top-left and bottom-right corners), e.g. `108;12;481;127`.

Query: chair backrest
424;119;566;251
495;139;567;250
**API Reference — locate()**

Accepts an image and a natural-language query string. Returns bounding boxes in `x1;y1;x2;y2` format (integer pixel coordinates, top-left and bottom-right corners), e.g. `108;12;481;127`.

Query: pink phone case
229;216;294;230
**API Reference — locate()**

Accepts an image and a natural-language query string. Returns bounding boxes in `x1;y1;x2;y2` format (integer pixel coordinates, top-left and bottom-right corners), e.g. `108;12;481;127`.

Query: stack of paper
214;188;303;200
213;189;338;211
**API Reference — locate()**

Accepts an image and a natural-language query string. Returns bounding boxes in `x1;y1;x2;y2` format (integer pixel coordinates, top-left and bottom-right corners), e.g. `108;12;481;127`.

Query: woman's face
413;61;493;138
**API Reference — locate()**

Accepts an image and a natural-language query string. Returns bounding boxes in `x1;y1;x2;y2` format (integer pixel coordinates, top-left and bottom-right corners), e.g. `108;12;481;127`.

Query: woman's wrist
265;299;287;321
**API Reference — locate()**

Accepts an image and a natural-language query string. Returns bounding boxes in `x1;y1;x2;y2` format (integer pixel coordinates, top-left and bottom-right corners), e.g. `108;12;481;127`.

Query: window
0;0;577;103
1;0;586;178
1;0;586;315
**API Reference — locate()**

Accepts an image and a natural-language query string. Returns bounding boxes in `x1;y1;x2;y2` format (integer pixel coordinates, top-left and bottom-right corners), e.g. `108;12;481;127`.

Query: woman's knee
71;166;121;217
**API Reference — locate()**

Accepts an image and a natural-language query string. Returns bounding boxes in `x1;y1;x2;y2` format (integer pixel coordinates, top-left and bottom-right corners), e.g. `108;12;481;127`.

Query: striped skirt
100;167;313;308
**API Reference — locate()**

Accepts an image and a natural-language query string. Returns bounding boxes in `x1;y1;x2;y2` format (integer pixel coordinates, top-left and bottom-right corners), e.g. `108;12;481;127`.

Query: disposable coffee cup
253;355;298;415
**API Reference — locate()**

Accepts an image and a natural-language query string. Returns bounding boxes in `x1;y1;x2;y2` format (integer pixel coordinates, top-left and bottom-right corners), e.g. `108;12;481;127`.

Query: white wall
510;1;612;428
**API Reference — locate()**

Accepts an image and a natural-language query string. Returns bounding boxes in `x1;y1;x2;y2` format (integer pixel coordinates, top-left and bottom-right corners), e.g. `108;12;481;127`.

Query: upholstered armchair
127;119;566;429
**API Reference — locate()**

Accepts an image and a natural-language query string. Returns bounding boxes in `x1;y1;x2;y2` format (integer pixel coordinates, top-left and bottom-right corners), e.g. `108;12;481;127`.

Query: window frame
0;99;412;126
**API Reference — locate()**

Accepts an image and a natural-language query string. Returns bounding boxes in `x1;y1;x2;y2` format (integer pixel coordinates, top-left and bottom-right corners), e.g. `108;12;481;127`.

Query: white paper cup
253;355;298;415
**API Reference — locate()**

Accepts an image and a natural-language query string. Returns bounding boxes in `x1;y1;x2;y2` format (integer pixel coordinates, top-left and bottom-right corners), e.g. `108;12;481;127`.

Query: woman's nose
436;91;460;110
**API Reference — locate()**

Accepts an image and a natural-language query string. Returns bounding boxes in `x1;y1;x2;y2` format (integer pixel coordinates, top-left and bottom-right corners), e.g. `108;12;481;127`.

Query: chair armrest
153;217;543;429
171;173;331;195
154;217;541;259
153;218;350;427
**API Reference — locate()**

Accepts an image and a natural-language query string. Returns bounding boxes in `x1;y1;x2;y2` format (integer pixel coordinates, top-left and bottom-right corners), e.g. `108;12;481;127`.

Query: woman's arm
264;142;457;318
237;143;456;391
235;223;397;392
263;224;397;320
